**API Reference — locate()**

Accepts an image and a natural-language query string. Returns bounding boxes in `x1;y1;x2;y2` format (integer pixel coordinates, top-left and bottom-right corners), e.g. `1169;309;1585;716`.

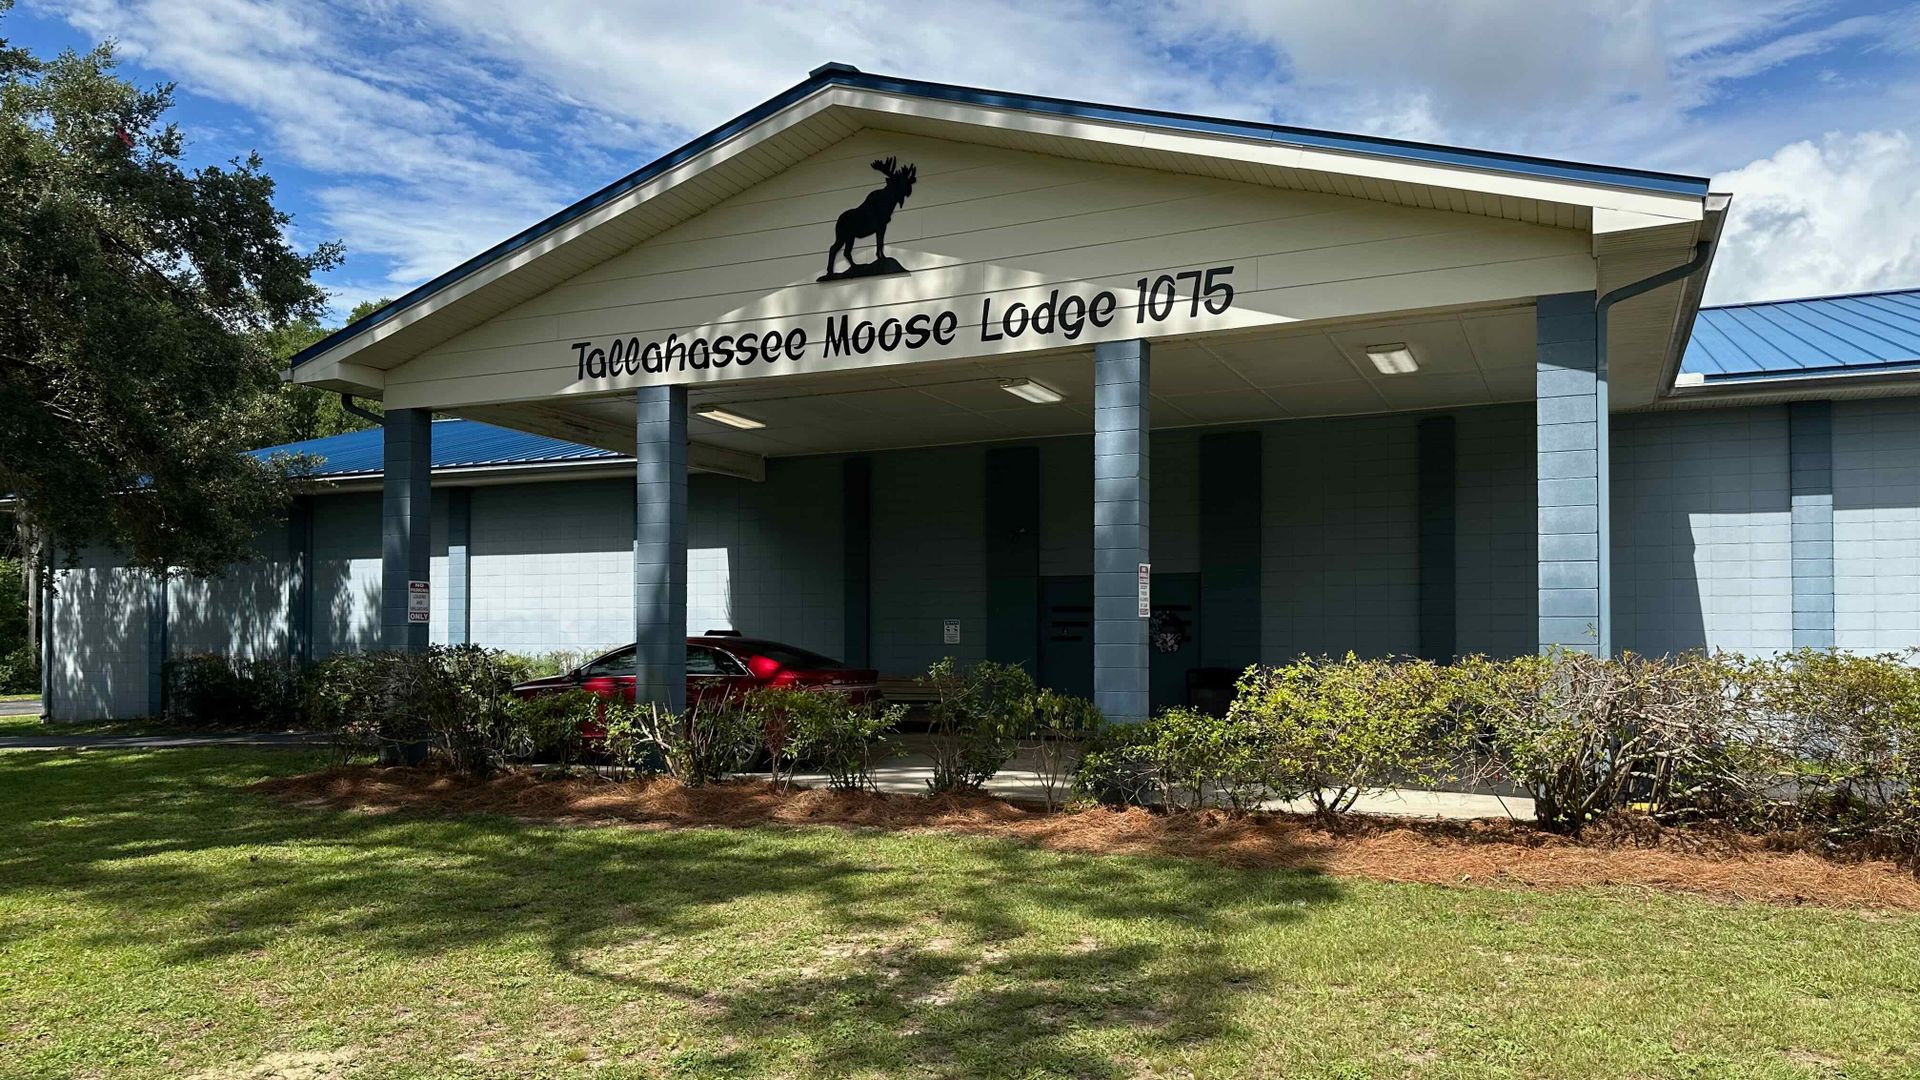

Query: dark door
1038;576;1094;699
1147;573;1201;715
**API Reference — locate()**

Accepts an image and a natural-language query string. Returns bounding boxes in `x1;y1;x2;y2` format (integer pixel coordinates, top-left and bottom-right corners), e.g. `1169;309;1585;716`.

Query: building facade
41;67;1920;720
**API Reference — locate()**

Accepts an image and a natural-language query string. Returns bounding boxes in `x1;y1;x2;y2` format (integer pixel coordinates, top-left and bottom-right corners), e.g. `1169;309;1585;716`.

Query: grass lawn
3;749;1918;1079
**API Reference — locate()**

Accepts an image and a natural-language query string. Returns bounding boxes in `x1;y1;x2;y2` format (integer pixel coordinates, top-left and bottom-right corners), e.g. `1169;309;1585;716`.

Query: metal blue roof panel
252;420;619;477
1681;286;1920;381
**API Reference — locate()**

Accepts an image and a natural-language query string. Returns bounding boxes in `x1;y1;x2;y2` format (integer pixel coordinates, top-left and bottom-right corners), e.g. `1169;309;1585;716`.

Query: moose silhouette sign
820;156;917;282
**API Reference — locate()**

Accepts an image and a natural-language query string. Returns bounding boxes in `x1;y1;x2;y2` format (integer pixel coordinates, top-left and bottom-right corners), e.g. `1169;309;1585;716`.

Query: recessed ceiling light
1364;344;1418;375
693;407;765;430
999;378;1065;404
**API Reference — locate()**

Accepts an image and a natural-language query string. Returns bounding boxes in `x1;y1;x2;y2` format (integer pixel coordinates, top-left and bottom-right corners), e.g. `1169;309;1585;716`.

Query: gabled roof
290;63;1710;382
255;419;618;478
1681;287;1920;381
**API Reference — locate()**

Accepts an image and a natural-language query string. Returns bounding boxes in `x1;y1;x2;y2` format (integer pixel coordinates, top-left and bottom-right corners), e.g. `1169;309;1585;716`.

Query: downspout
341;394;385;427
1592;241;1714;656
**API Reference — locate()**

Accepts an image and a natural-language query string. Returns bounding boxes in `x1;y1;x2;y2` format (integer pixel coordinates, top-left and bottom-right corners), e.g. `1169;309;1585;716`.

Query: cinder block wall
43;399;1920;719
1612;407;1795;656
1835;398;1920;651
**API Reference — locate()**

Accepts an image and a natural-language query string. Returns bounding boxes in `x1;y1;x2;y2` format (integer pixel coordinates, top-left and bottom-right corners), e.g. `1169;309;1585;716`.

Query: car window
579;647;635;678
687;645;740;676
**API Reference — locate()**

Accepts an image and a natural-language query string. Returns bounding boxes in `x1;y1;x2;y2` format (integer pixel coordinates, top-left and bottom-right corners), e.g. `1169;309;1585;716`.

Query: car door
686;644;749;707
577;646;637;703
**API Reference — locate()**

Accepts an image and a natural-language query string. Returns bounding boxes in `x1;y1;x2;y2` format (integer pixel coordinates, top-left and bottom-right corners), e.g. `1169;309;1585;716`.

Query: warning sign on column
1137;563;1151;618
407;580;430;625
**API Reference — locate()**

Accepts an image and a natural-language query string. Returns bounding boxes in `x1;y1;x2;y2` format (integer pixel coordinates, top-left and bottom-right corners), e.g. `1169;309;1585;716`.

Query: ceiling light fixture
693;407;766;430
999;378;1065;404
1364;343;1419;375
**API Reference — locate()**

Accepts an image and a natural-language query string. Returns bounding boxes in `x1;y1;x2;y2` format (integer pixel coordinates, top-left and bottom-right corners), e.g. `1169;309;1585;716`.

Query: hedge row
162;646;1920;858
1084;649;1920;858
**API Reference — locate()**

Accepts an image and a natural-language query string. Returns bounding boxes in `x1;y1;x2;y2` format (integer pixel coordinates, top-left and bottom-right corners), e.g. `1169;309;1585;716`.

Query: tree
246;297;389;445
0;4;342;576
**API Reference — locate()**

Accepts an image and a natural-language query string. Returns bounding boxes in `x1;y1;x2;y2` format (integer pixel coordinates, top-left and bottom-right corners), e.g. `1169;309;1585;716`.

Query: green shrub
1764;648;1920;852
1232;654;1460;818
1452;650;1774;833
744;687;904;791
164;653;304;728
1026;689;1104;810
506;689;596;766
1072;705;1268;811
919;658;1035;793
603;698;760;785
303;646;573;776
0;556;34;694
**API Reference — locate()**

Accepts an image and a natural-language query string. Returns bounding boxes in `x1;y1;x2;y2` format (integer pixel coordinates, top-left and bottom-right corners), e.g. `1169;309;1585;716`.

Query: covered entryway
287;65;1723;721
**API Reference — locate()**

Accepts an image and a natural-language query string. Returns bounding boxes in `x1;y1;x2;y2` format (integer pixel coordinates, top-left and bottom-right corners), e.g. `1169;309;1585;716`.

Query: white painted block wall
1834;398;1920;652
1612;407;1795;656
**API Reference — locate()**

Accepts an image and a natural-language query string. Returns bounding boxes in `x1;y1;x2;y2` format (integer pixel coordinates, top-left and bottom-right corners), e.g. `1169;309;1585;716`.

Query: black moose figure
819;156;917;282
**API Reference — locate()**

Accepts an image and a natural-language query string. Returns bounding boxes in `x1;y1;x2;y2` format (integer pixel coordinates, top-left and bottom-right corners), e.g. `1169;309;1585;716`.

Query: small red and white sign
407;580;430;625
1137;563;1151;618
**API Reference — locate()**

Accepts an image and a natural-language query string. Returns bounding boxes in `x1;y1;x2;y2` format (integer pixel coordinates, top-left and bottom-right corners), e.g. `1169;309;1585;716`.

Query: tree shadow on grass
0;750;1342;1077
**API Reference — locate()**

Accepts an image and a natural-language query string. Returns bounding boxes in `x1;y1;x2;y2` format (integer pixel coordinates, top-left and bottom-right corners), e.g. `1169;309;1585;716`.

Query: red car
512;635;877;735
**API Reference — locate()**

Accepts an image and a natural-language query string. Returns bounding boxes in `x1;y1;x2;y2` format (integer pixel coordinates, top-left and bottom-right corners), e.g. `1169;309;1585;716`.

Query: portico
287;65;1723;721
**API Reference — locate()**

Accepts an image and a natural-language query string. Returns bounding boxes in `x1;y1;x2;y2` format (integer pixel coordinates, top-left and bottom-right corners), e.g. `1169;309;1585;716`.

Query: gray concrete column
1093;339;1150;723
146;571;167;716
1789;401;1836;649
381;408;433;653
634;386;688;711
446;487;472;646
1535;292;1607;655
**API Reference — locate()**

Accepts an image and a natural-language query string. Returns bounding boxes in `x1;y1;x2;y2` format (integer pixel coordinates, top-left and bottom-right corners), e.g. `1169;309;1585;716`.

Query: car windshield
734;641;847;670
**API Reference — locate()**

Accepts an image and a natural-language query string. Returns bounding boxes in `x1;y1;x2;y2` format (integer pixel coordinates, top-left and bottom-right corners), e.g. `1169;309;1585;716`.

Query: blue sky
10;0;1920;321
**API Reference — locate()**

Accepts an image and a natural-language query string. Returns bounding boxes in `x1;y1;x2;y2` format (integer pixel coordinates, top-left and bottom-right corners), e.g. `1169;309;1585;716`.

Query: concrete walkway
790;737;1535;821
0;697;43;717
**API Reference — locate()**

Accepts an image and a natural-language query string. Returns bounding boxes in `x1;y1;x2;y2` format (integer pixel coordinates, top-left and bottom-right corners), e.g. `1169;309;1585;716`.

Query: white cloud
1707;130;1920;304
26;0;1920;312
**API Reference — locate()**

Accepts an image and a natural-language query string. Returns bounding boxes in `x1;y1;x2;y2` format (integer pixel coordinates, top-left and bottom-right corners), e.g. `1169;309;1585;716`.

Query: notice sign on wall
943;619;961;645
407;580;430;625
1137;564;1152;618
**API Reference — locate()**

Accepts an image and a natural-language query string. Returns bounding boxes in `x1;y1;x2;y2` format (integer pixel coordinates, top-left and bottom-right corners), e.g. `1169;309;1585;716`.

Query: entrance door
1038;576;1093;699
1147;573;1201;715
1038;572;1202;714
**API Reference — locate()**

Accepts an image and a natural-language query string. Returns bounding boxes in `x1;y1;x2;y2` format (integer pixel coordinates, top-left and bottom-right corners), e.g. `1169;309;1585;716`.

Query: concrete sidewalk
0;697;43;717
790;736;1535;821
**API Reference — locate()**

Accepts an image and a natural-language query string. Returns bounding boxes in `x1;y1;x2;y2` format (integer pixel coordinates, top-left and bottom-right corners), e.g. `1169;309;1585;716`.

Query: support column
381;408;433;653
447;488;472;646
146;571;167;716
1535;292;1607;655
634;386;688;712
1789;402;1835;649
1093;339;1150;723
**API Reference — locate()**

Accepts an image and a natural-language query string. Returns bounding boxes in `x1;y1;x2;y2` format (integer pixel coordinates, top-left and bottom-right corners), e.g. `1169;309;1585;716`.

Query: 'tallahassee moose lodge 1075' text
569;264;1238;382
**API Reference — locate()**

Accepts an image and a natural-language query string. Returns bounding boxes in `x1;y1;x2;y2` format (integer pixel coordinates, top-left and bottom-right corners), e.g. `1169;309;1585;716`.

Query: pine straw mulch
249;766;1920;913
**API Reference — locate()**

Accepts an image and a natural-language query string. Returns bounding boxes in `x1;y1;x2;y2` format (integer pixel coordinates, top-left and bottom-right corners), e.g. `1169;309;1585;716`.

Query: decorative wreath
1149;608;1192;654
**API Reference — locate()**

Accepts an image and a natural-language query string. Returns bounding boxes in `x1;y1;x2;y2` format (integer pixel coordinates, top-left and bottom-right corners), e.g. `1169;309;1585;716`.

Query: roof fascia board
291;80;848;377
839;88;1706;220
